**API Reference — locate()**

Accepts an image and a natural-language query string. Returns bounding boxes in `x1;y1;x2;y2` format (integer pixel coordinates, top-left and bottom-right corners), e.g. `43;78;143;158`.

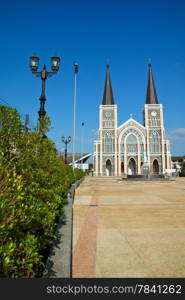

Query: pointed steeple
102;64;115;105
146;63;159;104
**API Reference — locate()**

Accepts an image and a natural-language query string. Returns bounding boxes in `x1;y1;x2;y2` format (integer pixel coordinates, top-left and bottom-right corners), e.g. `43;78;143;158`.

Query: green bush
179;160;185;177
179;171;185;177
74;168;85;181
0;104;84;277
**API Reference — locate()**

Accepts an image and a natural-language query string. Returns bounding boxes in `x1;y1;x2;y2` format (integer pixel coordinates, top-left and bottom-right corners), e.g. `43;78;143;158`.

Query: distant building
63;153;91;170
93;64;172;176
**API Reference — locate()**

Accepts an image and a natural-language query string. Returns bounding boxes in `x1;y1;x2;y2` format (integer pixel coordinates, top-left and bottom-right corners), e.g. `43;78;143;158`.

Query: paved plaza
72;176;185;278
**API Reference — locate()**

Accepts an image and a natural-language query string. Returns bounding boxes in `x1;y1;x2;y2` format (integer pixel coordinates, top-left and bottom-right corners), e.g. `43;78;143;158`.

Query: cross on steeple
106;58;110;70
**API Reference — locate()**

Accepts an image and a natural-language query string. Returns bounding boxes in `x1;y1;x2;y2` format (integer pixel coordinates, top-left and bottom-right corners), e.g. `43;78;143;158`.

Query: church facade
93;64;172;176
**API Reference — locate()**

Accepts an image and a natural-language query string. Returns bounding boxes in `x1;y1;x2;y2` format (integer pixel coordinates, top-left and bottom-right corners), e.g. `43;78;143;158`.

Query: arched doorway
140;162;144;174
153;159;159;174
106;160;111;176
128;158;136;175
121;162;124;174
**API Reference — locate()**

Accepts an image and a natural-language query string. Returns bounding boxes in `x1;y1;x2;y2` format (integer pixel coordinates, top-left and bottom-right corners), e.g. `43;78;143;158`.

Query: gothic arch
118;125;146;146
118;126;146;155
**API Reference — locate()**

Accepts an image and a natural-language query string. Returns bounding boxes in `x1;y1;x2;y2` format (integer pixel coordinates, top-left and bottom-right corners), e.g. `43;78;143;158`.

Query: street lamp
62;136;71;164
29;54;60;122
72;62;79;170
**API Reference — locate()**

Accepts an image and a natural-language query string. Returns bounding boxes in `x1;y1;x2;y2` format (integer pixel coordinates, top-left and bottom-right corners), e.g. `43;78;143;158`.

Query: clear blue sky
0;0;185;156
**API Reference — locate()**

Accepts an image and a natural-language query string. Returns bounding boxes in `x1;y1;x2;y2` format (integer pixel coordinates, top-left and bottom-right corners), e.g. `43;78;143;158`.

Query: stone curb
43;177;84;278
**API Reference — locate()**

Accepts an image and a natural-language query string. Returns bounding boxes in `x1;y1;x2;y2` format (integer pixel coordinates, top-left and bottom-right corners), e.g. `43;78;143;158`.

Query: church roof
117;117;146;132
102;64;115;105
146;63;159;104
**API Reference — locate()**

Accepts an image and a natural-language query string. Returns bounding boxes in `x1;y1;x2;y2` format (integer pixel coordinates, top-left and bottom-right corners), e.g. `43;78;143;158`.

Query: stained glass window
126;134;138;153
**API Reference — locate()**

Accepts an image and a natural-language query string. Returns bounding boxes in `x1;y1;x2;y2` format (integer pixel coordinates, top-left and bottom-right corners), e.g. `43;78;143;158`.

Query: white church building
93;63;172;176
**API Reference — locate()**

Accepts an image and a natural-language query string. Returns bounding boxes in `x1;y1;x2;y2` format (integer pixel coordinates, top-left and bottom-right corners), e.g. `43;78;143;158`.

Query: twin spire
146;63;159;104
102;62;159;105
102;64;115;105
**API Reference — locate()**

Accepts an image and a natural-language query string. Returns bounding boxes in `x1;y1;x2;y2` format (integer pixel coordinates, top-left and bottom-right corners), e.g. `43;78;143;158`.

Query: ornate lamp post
29;54;60;121
62;136;71;164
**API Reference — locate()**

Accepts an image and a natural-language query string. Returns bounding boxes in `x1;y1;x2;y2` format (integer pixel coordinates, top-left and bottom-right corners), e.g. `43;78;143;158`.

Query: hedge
0;105;84;277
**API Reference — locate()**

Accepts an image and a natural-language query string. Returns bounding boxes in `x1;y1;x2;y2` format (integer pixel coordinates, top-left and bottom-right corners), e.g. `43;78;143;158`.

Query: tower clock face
151;111;157;117
105;111;111;118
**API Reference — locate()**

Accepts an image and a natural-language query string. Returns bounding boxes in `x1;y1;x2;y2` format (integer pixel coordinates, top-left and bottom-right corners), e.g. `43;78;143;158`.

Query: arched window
121;128;145;155
126;134;138;153
151;131;160;153
104;132;112;153
151;117;157;127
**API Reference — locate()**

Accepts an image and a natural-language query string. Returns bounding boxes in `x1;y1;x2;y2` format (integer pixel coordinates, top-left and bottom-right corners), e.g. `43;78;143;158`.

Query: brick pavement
72;177;185;278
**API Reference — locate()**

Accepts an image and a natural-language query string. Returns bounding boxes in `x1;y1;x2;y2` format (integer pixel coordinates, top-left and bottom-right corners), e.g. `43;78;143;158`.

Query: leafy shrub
74;168;85;181
179;160;185;177
0;104;84;277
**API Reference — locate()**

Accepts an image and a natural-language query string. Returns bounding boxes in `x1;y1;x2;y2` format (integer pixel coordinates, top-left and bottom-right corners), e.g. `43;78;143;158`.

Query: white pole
80;123;82;167
81;122;84;169
72;62;78;171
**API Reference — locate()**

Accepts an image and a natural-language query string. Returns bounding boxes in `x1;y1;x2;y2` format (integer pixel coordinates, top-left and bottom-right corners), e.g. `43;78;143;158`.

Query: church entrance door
121;162;124;174
106;160;112;176
128;158;136;175
153;159;159;174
